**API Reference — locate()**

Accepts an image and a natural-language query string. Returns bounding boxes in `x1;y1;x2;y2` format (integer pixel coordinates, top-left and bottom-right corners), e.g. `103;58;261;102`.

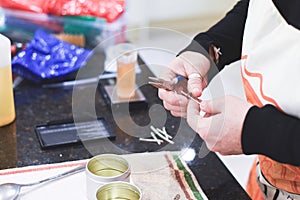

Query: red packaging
0;0;48;13
0;0;125;22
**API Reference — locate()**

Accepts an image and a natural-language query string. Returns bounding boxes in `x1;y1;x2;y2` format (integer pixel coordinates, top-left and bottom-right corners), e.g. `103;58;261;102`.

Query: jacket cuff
242;105;267;154
241;104;300;165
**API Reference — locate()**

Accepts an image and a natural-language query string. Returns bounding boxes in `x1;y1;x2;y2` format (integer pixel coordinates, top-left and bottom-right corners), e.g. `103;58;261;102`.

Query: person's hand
158;51;210;118
186;96;253;155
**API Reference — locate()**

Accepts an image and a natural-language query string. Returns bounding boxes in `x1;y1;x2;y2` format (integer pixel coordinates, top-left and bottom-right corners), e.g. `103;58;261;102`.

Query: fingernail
192;88;200;95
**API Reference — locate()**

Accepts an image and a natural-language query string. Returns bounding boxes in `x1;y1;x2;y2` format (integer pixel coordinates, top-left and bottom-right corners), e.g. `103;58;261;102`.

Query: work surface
0;49;250;199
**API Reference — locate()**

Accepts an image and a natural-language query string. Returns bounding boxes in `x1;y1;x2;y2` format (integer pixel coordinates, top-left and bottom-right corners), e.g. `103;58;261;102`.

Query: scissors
148;75;202;105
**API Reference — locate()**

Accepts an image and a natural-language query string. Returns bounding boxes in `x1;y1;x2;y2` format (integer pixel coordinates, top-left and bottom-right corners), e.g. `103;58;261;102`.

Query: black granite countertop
0;50;250;199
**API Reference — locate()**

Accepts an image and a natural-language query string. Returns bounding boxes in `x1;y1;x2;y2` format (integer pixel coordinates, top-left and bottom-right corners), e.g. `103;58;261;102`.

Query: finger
180;53;209;97
172;59;204;97
187;76;204;97
186;70;204;98
186;100;201;133
158;89;174;102
187;100;211;140
162;57;187;80
169;56;190;75
170;110;187;118
200;98;225;114
187;99;201;117
163;101;187;113
158;89;188;106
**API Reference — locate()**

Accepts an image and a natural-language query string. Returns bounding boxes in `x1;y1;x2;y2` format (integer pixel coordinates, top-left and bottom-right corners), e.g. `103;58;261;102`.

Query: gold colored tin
85;154;131;200
96;181;141;200
87;154;130;178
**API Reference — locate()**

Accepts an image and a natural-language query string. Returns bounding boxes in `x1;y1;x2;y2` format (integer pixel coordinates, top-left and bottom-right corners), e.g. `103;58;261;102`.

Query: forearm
242;105;300;166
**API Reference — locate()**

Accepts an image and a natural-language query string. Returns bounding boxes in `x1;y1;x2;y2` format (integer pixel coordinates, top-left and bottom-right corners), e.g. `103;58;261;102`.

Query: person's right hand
158;51;210;118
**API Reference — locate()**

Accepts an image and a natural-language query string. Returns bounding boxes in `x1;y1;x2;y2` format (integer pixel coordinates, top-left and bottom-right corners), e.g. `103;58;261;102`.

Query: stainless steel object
0;165;85;200
149;76;188;93
149;76;201;104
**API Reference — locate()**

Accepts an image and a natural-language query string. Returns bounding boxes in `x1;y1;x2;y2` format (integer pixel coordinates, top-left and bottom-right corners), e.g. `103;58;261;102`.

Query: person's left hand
186;96;253;155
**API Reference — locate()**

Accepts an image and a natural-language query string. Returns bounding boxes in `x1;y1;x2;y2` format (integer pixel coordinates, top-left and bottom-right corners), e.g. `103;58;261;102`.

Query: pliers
148;75;201;105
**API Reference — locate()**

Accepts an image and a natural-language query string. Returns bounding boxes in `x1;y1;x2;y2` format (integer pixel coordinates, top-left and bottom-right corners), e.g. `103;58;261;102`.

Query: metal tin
85;154;131;200
96;181;141;200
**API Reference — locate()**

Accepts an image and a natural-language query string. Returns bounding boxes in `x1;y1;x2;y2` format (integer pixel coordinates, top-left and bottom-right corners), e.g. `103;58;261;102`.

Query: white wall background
126;0;238;28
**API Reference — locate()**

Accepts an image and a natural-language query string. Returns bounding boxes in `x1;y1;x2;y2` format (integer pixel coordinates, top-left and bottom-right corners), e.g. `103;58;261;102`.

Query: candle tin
86;154;131;200
96;181;141;200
